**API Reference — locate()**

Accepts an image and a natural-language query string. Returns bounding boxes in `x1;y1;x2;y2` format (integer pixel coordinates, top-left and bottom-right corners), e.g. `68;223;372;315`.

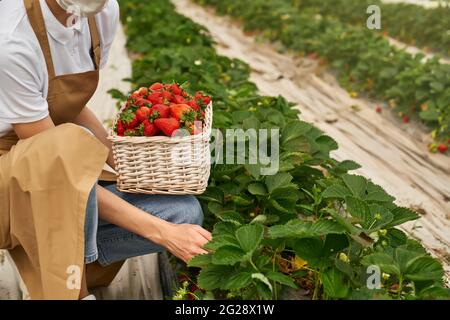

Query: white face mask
56;0;109;17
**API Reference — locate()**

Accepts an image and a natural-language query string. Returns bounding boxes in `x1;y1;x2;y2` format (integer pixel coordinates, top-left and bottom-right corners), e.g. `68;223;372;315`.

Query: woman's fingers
194;225;213;242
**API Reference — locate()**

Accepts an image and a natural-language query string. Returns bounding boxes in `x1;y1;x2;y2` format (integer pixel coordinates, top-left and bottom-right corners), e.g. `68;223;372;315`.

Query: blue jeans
84;182;204;266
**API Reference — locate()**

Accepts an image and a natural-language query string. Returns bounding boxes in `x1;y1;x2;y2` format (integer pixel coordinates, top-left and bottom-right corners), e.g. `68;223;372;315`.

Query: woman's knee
172;196;204;226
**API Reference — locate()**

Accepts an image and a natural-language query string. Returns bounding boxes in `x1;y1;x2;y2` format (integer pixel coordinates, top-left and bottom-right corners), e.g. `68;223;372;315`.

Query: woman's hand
97;186;212;263
157;223;212;263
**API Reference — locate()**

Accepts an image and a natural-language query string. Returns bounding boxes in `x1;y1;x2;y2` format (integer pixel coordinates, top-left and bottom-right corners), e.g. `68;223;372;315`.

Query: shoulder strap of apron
24;0;102;73
88;16;102;70
24;0;56;79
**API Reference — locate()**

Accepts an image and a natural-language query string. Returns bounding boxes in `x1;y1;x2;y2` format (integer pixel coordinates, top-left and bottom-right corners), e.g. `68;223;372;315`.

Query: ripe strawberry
142;120;159;137
154;118;180;136
173;95;187;104
150;104;170;118
187;100;200;110
120;109;139;129
160;90;173;102
148;92;162;104
137;87;148;97
437;144;448;153
136;106;151;122
150;82;164;91
170;104;192;120
402;116;410;124
130;92;140;100
135;98;151;107
171;83;182;96
375;105;382;113
202;96;212;105
116;120;125;136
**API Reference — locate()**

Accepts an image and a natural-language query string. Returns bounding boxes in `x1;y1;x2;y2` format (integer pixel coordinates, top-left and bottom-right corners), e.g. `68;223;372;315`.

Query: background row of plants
195;0;450;147
289;0;450;57
116;0;449;300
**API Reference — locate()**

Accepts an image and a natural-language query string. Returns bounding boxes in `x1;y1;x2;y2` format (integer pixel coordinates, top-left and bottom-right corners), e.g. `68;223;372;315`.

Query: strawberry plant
289;0;450;57
116;0;449;300
195;0;450;146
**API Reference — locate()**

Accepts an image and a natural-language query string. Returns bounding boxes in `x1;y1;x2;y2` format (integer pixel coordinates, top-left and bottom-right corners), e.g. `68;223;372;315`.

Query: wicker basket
108;103;213;195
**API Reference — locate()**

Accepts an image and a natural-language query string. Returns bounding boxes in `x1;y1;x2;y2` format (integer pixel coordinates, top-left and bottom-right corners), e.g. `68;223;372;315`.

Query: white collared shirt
0;0;119;137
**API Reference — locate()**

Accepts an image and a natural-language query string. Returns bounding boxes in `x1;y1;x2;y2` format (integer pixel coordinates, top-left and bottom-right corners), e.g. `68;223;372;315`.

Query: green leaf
251;273;273;292
245;164;261;180
243;117;261;130
322;184;351;199
419;107;439;121
232;194;254;206
333;160;361;174
321;268;350;299
309;220;347;236
251;214;279;225
265;271;298;289
326;209;363;236
213;221;238;237
269;219;345;239
222;272;253;290
366;204;394;231
248;183;267;196
212;246;247;265
235;224;264;253
268;198;295;214
281;121;312;152
265;172;294;193
345;196;371;223
219;211;246;225
385;228;408;247
315;135;338;153
361;253;400;277
292;238;323;264
197;265;232;290
342;174;368;198
203;234;240;251
198;187;225;204
188;253;212;267
405;256;444;281
385;207;420;228
323;234;350;256
270;186;300;201
365;182;395;203
395;247;423;274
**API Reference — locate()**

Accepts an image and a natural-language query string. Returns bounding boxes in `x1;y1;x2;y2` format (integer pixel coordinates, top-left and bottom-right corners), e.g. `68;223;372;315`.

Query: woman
0;0;211;300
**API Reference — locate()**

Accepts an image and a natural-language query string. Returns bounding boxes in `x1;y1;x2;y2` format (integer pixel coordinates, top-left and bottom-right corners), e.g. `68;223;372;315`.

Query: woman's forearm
96;185;167;245
73;107;115;168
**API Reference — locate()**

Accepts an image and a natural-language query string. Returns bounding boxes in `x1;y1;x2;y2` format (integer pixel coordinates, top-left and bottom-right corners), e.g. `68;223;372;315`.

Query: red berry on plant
437;144;448;153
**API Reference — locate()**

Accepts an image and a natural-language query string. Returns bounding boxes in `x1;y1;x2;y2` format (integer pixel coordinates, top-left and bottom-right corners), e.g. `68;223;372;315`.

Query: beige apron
0;0;112;299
